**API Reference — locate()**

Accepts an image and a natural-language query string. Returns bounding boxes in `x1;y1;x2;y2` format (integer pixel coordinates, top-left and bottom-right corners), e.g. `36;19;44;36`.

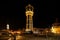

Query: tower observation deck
25;4;34;32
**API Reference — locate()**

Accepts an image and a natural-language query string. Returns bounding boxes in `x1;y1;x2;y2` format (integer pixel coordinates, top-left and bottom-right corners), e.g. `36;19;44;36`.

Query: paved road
0;35;60;40
15;35;60;40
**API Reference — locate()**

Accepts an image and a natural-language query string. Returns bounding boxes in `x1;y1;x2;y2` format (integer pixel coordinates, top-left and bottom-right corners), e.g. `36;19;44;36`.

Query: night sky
0;0;58;30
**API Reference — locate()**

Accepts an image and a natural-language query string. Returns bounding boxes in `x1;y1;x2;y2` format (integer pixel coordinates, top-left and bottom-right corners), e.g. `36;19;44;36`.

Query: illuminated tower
6;24;9;30
25;4;34;32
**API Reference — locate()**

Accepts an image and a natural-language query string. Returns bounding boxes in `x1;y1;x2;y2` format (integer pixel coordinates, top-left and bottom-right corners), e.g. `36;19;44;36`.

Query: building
51;18;60;35
25;4;34;32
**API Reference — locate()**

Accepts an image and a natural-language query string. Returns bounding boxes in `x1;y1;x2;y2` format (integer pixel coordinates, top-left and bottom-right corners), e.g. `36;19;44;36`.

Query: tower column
31;16;33;31
29;15;33;31
26;16;28;29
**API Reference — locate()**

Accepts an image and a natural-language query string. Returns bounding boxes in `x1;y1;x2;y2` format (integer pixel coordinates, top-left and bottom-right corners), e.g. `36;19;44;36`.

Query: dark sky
0;0;58;30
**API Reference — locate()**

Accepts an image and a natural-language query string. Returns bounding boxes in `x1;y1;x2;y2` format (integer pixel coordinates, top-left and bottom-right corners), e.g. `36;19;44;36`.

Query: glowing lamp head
7;24;9;30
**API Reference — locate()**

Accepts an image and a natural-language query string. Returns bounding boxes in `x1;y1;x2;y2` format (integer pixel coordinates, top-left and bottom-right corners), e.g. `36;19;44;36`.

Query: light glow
51;26;60;34
7;24;9;30
51;27;56;33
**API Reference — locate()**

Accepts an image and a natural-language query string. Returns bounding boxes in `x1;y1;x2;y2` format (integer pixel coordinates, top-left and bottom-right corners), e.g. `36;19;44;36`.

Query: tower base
25;29;33;34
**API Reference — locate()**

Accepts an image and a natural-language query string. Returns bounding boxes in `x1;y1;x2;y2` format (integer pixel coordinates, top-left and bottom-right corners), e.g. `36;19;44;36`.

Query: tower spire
25;4;34;11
